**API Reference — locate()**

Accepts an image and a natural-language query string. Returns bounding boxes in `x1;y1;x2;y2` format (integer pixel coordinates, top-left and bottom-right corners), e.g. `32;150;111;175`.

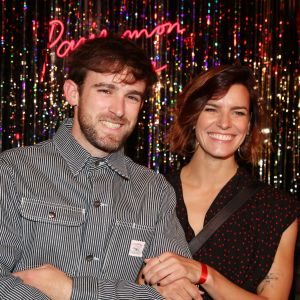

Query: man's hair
65;35;158;98
168;64;266;164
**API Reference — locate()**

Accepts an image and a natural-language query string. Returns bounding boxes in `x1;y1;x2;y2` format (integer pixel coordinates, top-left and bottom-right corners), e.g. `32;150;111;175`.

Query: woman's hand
141;252;204;286
155;278;204;300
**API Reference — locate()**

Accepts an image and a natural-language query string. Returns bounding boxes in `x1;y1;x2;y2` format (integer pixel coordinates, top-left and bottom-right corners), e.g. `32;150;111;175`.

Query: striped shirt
0;118;191;300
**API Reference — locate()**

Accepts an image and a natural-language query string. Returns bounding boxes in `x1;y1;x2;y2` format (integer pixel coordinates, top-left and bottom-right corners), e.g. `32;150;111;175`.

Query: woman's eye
234;111;246;116
204;107;216;112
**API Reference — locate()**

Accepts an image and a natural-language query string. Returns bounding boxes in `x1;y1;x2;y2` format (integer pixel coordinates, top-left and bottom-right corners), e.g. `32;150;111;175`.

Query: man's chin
94;138;125;154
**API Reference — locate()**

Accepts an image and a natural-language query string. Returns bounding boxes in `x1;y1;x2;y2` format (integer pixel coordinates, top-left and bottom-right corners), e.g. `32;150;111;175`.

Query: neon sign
48;19;186;73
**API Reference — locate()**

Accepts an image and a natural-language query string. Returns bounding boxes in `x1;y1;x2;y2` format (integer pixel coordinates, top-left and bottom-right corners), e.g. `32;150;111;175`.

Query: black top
167;167;300;297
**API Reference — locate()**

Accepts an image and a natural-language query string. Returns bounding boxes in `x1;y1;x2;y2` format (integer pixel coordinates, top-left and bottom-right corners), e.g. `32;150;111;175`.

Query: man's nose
109;96;125;118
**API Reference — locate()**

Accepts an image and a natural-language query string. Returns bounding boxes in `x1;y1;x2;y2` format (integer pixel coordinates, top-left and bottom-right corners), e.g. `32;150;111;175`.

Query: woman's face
194;84;251;161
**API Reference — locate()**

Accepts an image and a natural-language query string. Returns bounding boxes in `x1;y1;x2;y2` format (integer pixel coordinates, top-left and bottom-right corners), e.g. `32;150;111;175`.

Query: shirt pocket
101;219;155;281
18;198;85;275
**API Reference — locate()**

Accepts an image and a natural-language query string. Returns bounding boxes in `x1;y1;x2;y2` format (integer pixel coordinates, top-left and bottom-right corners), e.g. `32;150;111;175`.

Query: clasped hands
12;253;204;300
138;252;204;300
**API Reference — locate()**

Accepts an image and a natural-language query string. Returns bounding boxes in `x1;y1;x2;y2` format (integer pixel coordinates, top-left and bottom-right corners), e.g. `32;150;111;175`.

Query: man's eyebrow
93;83;117;89
93;82;144;96
125;90;144;97
93;82;144;97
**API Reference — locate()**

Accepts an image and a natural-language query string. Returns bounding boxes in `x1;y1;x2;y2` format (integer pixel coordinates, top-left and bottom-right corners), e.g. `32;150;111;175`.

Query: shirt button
48;211;56;219
95;159;104;166
94;201;101;208
86;254;94;261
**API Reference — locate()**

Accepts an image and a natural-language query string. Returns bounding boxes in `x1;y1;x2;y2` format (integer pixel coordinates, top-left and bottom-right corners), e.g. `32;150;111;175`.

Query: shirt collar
53;118;129;179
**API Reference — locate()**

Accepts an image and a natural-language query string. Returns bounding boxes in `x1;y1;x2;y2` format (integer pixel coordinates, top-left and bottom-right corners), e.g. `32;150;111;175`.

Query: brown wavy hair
168;64;265;165
65;35;158;99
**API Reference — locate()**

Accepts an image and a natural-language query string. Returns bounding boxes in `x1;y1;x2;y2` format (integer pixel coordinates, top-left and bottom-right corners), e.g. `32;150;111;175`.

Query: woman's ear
64;79;79;106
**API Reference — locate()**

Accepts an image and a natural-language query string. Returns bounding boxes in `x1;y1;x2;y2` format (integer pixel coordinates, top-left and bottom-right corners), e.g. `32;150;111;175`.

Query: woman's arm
256;219;298;299
142;219;298;300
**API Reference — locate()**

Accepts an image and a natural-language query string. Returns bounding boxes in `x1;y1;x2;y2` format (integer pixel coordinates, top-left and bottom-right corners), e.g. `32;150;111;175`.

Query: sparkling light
0;0;298;195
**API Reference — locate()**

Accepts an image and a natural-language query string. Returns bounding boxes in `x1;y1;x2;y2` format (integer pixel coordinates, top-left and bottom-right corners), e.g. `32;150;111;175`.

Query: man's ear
64;79;79;106
139;100;144;110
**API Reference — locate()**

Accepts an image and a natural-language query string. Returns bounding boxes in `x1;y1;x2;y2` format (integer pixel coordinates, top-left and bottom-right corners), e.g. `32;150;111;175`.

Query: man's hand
13;264;72;300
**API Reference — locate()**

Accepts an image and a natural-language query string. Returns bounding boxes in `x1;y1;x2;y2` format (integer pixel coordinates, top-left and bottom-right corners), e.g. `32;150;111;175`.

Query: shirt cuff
71;277;98;300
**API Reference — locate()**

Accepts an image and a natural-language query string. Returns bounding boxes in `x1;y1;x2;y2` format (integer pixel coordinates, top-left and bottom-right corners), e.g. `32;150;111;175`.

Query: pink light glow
48;19;186;58
43;19;186;78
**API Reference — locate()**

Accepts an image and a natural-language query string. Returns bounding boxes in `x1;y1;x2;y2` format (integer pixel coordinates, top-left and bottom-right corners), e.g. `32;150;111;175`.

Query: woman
141;65;299;300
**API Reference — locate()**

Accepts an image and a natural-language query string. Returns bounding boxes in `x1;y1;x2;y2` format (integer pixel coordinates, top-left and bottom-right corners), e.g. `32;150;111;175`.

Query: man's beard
78;110;132;154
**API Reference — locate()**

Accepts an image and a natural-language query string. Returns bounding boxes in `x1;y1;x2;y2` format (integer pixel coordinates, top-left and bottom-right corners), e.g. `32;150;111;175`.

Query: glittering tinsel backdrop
0;0;299;195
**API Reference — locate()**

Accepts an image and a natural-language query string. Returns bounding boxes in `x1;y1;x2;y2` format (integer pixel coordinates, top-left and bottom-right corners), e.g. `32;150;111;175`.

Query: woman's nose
216;113;231;129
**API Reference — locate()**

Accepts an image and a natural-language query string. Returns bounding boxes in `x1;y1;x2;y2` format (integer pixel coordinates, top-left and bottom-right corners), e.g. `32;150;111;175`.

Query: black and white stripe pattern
0;118;191;299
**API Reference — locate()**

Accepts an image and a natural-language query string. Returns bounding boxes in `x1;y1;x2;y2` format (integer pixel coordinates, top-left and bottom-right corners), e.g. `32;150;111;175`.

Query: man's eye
98;89;110;94
128;95;141;102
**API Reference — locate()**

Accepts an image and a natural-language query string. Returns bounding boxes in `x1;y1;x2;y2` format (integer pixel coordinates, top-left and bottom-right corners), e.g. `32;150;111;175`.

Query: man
0;36;202;299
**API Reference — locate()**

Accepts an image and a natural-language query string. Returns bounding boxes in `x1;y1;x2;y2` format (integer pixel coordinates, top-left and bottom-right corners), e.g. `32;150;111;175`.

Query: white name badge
129;240;145;257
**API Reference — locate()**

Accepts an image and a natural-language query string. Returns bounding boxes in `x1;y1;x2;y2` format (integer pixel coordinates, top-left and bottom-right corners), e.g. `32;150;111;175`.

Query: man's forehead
86;67;137;82
84;69;146;93
111;70;136;84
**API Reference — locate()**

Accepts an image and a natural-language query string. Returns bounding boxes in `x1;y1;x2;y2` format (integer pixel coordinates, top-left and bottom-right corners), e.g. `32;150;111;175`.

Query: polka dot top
167;167;299;297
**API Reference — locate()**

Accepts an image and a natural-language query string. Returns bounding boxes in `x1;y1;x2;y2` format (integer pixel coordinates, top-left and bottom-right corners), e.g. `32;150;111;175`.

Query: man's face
72;70;146;157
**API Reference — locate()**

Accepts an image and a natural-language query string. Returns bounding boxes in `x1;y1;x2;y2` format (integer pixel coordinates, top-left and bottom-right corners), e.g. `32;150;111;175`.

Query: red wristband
199;263;208;284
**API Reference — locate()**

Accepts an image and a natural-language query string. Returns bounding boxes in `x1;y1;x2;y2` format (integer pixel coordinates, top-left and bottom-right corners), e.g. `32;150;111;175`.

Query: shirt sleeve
145;175;193;258
71;277;163;300
0;159;50;299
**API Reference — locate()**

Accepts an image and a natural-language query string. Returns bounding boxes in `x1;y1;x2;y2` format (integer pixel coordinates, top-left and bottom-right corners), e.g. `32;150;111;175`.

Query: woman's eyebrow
206;102;248;110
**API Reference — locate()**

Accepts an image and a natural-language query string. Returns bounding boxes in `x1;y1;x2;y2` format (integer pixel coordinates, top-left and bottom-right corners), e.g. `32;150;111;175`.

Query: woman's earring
237;147;241;157
247;122;250;135
237;147;245;160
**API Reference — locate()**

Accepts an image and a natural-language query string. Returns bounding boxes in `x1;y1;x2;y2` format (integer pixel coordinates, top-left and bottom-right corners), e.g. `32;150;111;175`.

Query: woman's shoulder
236;167;299;217
164;169;184;199
165;169;181;186
256;183;299;215
238;167;296;197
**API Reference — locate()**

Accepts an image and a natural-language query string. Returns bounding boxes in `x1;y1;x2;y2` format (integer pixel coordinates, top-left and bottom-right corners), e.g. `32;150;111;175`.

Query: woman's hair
168;64;265;164
65;35;158;99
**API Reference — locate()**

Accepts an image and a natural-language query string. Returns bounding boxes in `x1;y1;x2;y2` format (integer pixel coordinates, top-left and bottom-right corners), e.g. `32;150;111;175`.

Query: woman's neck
182;151;239;190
